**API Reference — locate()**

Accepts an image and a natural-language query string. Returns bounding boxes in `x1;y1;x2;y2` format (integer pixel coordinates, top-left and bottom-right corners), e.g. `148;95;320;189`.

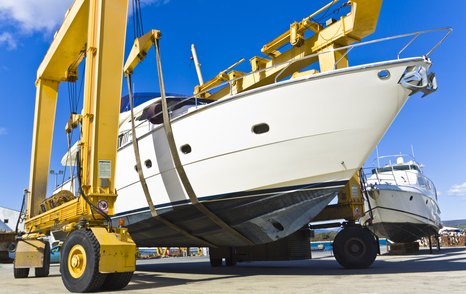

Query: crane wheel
101;272;134;291
61;229;106;293
35;241;50;277
225;257;237;266
13;265;29;278
332;226;377;269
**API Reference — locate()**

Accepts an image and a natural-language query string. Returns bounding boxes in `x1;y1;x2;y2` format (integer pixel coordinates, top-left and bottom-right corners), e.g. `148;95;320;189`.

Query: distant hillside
443;219;466;227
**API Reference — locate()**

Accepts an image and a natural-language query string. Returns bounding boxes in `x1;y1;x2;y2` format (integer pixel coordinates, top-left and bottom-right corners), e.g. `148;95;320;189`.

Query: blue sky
0;0;465;220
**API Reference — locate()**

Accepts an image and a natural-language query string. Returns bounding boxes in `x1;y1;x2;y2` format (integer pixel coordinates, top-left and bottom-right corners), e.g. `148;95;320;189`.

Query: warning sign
98;160;111;179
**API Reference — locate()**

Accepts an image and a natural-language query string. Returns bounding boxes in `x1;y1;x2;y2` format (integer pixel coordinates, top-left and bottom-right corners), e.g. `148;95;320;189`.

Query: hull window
181;144;192;154
252;123;270;134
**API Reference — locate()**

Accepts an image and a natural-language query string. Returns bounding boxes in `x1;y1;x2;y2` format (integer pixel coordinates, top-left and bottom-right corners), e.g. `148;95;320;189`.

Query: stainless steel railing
120;28;452;148
181;27;451;100
363;167;438;200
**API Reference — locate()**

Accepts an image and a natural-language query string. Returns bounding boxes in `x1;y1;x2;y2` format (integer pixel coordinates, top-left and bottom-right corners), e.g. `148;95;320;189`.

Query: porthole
252;123;270;134
409;196;413;201
144;159;152;168
377;70;390;80
271;220;284;231
181;144;192;154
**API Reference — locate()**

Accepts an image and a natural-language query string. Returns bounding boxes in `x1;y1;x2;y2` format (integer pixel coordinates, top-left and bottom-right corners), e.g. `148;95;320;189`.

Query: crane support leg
27;79;59;219
16;1;136;292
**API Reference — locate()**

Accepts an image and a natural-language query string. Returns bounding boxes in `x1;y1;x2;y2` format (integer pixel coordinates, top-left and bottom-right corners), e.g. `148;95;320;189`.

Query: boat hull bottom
370;222;440;243
119;184;343;247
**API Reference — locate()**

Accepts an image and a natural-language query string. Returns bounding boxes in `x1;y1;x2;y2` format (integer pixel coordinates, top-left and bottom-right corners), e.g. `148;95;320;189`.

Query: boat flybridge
362;155;442;243
54;0;450;269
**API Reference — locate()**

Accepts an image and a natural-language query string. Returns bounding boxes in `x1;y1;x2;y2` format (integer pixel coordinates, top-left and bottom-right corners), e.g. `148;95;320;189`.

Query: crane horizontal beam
37;0;89;82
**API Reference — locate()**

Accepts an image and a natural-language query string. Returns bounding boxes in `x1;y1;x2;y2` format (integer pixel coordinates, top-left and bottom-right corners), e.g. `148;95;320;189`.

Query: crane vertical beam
80;0;129;206
18;2;134;288
27;79;59;218
27;0;89;220
26;0;129;225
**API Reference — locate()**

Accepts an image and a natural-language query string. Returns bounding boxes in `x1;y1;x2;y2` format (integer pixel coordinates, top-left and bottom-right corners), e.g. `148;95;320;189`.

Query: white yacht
56;3;450;249
362;155;442;243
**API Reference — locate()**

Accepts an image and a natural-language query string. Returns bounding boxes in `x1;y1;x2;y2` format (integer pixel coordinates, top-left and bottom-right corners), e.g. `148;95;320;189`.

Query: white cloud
0;0;73;33
0;0;171;50
447;182;466;197
0;127;7;135
0;32;16;49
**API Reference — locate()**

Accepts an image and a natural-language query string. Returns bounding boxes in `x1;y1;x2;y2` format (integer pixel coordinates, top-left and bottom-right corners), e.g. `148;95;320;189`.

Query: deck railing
187;27;452;97
363;167;438;200
118;28;452;152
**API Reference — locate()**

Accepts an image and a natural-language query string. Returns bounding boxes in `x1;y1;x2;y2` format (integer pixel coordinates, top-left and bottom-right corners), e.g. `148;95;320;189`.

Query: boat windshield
120;92;187;113
372;164;420;174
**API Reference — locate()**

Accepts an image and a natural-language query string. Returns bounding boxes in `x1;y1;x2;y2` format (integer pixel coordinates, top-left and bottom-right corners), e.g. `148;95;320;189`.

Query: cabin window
3;219;8;224
252;123;270;134
377;70;390;80
135;102;164;124
418;176;427;187
118;132;130;147
181;144;192;154
375;164;420;173
144;159;152;168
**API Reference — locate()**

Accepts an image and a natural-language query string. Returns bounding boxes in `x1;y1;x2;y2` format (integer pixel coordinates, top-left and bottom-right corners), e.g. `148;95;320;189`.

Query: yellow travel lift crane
14;0;384;291
14;0;135;292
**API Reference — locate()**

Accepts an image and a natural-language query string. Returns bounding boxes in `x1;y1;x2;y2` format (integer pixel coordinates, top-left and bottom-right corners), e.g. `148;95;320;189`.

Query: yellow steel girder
195;0;382;100
91;227;136;273
26;0;129;231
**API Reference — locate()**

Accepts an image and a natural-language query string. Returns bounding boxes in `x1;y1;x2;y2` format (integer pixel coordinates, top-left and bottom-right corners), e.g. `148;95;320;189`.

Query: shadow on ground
124;247;466;291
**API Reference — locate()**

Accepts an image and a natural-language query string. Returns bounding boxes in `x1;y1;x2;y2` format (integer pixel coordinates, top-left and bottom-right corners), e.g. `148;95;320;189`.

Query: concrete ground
0;247;465;293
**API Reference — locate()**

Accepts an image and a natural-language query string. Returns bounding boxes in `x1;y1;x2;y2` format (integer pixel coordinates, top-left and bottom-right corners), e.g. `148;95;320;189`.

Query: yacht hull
119;182;342;247
113;58;430;247
365;185;442;243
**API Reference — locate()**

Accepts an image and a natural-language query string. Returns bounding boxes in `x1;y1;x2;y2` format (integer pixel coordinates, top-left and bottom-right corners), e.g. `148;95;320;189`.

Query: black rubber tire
61;230;106;292
13;265;29;279
225;257;237;266
35;241;50;277
209;257;222;267
333;226;378;269
101;272;133;291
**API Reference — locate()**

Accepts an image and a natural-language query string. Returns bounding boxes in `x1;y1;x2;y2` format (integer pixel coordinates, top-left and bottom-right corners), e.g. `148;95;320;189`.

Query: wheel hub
68;244;87;279
347;239;365;256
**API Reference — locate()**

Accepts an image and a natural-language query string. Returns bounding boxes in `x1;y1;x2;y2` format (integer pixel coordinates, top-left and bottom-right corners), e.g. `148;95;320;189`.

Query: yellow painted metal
124;30;162;75
27;79;59;219
14;240;46;268
80;0;128;198
196;0;382;100
20;0;136;279
25;0;129;234
90;227;136;273
261;0;336;56
156;247;169;258
68;244;87;278
36;0;89;82
291;69;319;79
194;58;245;98
313;171;364;222
25;198;84;232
